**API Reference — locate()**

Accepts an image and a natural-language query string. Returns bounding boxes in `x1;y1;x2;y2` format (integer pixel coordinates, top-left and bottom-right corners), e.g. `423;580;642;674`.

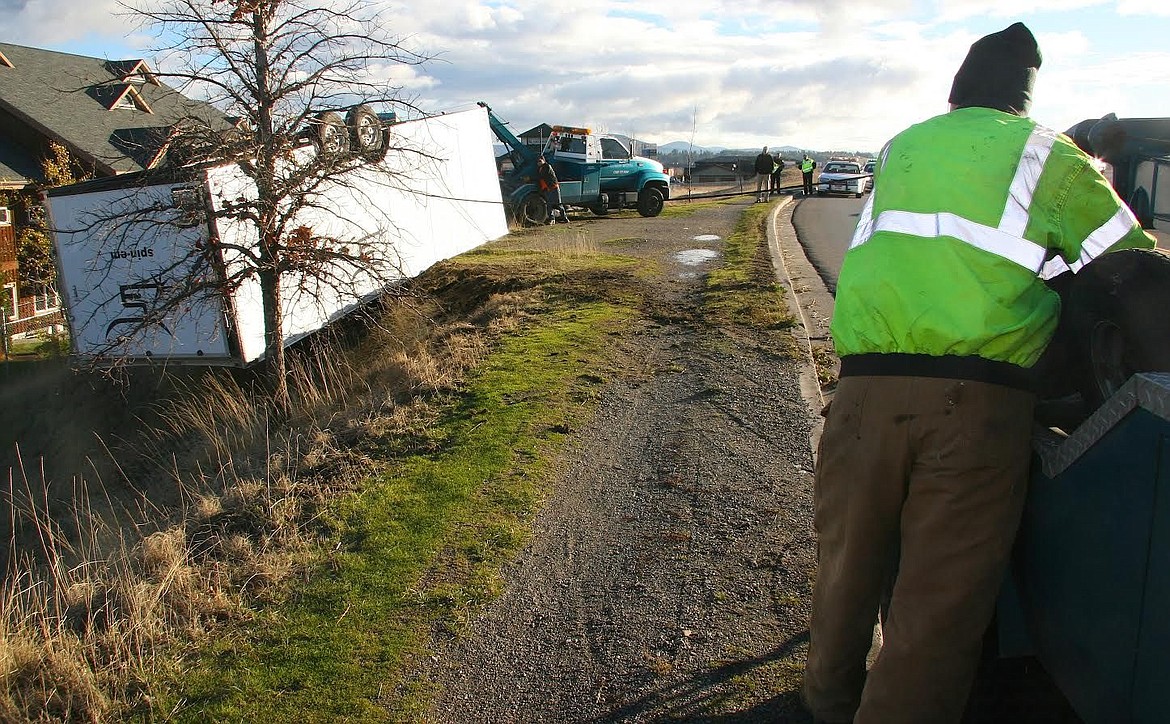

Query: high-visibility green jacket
801;158;815;173
831;106;1154;375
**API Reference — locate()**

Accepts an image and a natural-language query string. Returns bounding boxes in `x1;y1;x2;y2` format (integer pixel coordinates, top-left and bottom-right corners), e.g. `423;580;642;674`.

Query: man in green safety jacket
800;154;816;196
802;22;1155;724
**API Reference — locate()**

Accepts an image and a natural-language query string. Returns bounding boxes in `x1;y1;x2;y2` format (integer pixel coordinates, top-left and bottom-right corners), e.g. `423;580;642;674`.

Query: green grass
150;197;799;721
659;195;743;219
163;302;629;722
703;203;798;332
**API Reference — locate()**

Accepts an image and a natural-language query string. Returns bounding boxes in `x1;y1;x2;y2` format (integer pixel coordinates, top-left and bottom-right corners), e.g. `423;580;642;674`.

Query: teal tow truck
478;101;670;226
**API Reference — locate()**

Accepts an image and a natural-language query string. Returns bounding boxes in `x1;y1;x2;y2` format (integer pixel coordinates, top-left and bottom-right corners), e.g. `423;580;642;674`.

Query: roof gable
105;59;160;86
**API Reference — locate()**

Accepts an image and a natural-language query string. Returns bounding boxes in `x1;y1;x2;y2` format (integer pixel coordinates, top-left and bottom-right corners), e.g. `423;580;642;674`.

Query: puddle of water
692;234;721;242
674;248;720;265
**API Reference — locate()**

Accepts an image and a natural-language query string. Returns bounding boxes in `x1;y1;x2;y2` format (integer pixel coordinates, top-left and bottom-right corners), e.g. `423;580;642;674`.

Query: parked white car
816;161;868;197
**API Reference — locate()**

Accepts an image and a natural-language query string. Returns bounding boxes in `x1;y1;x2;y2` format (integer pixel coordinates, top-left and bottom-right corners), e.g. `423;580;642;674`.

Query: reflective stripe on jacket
831;106;1154;369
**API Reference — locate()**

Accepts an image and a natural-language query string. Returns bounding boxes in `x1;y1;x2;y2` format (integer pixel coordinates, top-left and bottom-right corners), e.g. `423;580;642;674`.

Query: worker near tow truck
802;22;1156;724
535;155;567;224
800;153;816;196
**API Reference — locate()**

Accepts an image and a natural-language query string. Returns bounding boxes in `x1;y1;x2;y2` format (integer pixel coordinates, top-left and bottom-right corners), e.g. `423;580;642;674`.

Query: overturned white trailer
45;106;507;365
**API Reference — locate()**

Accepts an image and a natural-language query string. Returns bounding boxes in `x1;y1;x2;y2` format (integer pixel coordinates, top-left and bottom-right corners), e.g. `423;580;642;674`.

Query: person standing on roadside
801;22;1155;724
771;153;785;196
800;153;816;196
754;146;773;202
536;155;567;224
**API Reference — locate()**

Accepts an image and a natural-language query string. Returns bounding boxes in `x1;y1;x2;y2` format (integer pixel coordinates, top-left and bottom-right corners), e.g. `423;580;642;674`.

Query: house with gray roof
0;42;228;188
0;42;228;339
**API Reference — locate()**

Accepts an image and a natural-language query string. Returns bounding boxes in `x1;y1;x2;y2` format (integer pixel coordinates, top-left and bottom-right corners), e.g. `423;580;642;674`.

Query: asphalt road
789;193;866;294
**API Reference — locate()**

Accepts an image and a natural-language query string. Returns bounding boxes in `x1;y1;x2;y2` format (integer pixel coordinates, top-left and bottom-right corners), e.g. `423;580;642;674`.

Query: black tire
636;187;664;217
591;193;611;216
312;111;347;157
346;104;385;160
518;193;548;226
1064;248;1170;411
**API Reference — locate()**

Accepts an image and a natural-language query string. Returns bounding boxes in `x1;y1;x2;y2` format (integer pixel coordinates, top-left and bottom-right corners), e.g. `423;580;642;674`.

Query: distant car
816;161;868;197
862;159;877;191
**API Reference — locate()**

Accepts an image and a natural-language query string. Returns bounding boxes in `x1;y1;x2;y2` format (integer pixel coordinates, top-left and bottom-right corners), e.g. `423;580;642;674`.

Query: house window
109;85;154;113
0;207;10;226
33;287;59;314
114;92;138;110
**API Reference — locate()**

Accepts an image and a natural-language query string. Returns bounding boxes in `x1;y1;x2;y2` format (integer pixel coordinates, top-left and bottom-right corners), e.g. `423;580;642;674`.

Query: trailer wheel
1065;248;1170;412
637;187;664;217
312;111;348;157
518;193;548;226
346;104;386;160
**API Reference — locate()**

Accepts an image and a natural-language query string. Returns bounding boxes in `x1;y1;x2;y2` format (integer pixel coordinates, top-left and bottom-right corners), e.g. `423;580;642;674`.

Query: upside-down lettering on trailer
46;105;507;365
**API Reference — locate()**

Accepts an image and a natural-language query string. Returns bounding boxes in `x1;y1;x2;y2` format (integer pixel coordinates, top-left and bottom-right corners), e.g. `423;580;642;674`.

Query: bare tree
66;0;434;411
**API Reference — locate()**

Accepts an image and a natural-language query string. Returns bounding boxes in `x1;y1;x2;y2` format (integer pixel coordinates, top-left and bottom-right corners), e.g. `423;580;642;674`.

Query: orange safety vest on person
538;164;559;192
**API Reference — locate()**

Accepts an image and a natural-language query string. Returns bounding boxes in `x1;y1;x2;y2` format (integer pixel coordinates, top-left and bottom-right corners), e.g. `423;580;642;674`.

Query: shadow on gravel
592;632;814;724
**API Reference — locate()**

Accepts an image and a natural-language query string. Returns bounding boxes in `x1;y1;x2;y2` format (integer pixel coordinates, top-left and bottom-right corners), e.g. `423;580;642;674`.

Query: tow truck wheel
591;193;611;216
637;187;664;217
518;193;548;226
346;104;386;160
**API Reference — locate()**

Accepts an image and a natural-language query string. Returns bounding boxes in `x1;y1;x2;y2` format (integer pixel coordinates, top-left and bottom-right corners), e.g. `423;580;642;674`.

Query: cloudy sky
3;0;1168;153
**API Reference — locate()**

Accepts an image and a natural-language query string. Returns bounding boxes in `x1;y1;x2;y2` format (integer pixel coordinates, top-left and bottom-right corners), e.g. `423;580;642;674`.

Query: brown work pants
803;376;1035;724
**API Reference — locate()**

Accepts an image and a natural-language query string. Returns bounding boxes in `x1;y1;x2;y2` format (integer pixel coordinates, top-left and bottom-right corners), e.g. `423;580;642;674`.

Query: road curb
766;195;835;458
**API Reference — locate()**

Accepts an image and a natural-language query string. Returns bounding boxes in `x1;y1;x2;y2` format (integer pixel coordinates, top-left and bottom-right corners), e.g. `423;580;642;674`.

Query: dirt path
422;197;821;722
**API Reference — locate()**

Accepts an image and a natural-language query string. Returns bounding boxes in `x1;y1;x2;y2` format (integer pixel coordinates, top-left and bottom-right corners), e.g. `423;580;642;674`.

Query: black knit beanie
948;22;1042;115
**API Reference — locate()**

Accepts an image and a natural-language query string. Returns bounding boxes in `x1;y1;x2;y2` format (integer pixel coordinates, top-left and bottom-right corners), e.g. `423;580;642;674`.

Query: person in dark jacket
754;146;773;202
536;156;567;224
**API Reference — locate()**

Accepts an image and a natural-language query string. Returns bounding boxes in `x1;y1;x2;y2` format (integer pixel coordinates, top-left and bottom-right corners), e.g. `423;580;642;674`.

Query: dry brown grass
0;265;540;721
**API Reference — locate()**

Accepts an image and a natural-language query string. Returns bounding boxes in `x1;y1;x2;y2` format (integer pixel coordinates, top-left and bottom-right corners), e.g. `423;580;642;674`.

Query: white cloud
1115;0;1170;15
2;0;132;46
1;0;1164;151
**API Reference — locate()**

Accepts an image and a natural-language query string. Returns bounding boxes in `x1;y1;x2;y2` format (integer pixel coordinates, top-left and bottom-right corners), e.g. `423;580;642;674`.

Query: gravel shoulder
421;196;822;723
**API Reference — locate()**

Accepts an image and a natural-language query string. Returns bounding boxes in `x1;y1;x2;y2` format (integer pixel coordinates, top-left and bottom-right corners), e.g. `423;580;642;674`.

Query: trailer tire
518;193;548;226
637;187;664;217
312;111;348;158
346;104;386;161
1065;248;1170;412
